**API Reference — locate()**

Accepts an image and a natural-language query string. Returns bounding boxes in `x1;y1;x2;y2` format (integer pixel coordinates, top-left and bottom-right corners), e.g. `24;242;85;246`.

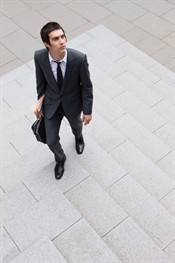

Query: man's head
40;22;67;58
40;22;66;45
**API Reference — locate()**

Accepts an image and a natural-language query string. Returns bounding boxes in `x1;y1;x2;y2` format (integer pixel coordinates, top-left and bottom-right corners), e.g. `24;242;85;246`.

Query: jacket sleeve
80;55;93;115
34;51;46;100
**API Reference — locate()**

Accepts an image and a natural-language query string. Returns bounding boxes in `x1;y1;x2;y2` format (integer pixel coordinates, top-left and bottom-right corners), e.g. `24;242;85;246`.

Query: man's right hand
32;106;42;119
32;95;45;119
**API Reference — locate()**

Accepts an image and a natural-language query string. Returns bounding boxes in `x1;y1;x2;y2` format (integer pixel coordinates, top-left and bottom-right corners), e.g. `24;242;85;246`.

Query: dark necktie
55;61;63;90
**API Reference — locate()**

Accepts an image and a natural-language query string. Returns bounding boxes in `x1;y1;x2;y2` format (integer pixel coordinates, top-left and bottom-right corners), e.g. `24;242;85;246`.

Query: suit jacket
34;48;93;119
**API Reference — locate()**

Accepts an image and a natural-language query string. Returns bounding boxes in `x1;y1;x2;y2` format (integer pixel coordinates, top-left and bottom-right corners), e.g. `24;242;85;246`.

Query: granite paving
1;1;175;262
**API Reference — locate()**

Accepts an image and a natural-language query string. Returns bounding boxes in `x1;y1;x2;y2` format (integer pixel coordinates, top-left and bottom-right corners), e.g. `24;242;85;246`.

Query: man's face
44;29;67;53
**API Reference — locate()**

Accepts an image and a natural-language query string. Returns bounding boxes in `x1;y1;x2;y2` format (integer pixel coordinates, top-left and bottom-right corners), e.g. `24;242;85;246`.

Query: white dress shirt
48;51;67;81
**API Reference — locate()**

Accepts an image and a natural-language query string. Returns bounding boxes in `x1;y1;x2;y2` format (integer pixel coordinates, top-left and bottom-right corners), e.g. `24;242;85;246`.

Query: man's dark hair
40;22;66;45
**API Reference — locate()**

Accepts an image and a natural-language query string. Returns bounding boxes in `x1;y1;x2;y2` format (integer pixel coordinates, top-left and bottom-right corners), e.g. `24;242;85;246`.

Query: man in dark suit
33;22;93;179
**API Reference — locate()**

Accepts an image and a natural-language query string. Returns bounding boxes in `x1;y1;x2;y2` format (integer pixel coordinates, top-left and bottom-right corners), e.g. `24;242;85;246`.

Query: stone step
117;41;157;69
163;240;175;262
113;90;166;132
2;70;35;108
114;71;163;107
159;189;175;217
0;183;37;225
27;119;174;216
149;62;175;85
65;176;128;238
110;140;174;205
114;56;160;86
92;70;173;142
68;134;127;190
1;63;32;86
1;117;126;219
9;236;68;263
151;99;174;125
2;137;22;172
87;25;174;86
153;122;174;148
54;218;121;263
67;32;92;49
3;115;39;157
112;113;172;163
87;25;125;46
59;120;127;191
1;140;51;192
1;226;20;263
89;54;125;78
85;111;126;152
150;79;175;106
93;86;125;123
83;35;124;62
103;217;173;263
64;175;173;262
5;129;172;262
22;156;90;203
3;191;81;251
92;76;174;153
156;150;174;180
1;147;90;225
90;64;125;99
107;175;175;249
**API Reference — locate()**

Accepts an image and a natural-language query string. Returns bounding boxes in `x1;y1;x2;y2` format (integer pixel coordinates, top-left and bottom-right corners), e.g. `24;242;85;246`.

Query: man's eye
61;35;65;39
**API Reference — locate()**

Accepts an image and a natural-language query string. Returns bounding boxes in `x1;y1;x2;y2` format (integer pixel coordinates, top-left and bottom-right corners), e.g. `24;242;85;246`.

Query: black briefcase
31;115;46;144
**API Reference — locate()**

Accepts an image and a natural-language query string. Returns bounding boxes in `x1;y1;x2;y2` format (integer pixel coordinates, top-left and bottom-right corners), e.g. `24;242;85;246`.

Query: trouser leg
65;113;83;139
44;105;65;163
48;142;65;163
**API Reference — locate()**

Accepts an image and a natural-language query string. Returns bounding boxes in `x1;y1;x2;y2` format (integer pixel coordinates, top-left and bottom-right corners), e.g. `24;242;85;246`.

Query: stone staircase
1;25;174;263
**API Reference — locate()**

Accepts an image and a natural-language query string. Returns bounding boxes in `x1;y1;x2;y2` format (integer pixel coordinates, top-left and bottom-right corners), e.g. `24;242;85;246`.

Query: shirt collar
49;50;67;64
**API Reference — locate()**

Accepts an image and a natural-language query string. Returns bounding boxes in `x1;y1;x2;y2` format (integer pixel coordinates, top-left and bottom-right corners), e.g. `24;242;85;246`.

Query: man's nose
59;38;64;44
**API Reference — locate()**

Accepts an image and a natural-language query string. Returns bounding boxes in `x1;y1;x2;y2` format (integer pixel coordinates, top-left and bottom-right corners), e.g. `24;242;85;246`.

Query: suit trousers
44;103;83;163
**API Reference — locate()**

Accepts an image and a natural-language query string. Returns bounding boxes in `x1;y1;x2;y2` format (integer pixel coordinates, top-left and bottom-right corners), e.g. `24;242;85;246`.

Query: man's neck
49;50;66;62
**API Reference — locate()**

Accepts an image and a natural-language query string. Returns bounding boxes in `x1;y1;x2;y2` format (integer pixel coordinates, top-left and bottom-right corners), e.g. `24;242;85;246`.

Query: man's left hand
83;114;92;125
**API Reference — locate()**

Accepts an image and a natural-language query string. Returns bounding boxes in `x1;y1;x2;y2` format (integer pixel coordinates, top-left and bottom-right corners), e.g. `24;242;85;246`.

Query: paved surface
1;1;175;263
0;0;175;75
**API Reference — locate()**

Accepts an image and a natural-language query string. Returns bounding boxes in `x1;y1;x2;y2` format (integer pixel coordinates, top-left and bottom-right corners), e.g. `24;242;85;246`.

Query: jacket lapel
46;54;58;87
42;50;58;88
61;49;74;92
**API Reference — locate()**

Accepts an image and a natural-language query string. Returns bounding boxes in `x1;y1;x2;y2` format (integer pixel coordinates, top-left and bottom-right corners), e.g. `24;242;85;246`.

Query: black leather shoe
75;135;85;154
54;155;66;180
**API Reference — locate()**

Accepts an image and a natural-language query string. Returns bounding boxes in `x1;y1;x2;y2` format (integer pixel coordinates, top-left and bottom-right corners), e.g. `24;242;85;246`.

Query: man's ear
43;42;50;48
